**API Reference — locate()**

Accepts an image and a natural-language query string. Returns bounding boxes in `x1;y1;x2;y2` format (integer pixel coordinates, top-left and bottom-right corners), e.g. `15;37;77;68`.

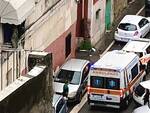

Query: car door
56;98;67;113
80;63;90;93
139;18;150;37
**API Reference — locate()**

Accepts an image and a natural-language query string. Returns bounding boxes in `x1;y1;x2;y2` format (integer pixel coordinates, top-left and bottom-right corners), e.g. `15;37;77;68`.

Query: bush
79;40;92;50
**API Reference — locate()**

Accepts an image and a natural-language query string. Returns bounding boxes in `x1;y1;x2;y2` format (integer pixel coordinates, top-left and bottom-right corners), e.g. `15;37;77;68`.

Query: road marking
70;4;145;113
100;40;115;57
70;93;87;113
136;5;145;15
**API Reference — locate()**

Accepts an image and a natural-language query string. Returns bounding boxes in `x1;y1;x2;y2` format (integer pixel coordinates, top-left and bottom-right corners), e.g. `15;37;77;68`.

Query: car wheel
125;99;129;107
77;93;82;104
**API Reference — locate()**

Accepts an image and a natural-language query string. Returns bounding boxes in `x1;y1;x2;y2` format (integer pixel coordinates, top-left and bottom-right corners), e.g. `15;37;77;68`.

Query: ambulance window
146;46;150;54
91;76;104;88
106;78;120;90
131;64;138;79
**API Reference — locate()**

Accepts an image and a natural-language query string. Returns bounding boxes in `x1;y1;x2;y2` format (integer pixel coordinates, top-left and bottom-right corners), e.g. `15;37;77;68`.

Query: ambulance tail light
87;85;91;94
120;89;124;98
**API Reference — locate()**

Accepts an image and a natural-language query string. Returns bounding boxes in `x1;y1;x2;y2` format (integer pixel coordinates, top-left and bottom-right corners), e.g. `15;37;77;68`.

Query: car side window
81;63;90;82
146;45;150;54
139;18;149;28
56;98;65;113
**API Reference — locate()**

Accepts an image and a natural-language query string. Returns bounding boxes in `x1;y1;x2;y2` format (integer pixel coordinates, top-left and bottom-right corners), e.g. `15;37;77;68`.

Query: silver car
52;94;68;113
53;58;90;103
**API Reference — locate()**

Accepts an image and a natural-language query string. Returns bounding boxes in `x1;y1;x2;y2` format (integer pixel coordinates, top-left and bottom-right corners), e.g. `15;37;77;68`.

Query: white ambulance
87;50;146;109
122;38;150;74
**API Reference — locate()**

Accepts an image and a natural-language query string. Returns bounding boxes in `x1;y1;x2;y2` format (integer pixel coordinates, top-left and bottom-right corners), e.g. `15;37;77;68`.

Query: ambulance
122;38;150;74
87;50;146;109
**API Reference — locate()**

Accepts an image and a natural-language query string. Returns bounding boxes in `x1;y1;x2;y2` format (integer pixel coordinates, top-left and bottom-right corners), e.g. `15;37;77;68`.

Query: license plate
90;95;104;101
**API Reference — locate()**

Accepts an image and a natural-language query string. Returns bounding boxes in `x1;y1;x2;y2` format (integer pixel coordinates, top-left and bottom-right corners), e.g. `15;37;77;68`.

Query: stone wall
113;0;127;19
0;66;53;113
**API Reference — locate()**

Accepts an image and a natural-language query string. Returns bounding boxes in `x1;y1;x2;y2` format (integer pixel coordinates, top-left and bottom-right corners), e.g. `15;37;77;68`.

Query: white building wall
90;0;106;46
23;0;77;50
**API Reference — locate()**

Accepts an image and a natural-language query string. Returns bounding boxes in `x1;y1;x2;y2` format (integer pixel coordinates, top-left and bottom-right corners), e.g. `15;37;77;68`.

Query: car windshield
118;23;137;31
90;76;120;90
135;84;145;96
54;69;81;85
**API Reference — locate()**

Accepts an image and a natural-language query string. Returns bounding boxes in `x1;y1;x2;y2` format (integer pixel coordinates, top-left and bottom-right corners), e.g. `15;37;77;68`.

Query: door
80;63;90;93
105;0;111;30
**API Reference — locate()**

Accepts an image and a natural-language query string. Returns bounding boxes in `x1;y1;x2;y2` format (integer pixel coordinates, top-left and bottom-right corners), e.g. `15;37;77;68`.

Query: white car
133;80;150;106
122;38;150;74
53;58;90;103
115;15;150;42
133;104;150;113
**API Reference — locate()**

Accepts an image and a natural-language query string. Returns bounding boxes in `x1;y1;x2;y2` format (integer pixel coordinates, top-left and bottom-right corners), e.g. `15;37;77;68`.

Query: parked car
115;15;150;42
52;94;68;113
53;58;90;103
133;80;150;106
132;103;150;113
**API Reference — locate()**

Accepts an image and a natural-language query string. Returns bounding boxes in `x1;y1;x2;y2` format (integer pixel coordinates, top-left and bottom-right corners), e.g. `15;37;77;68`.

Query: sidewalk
76;0;145;63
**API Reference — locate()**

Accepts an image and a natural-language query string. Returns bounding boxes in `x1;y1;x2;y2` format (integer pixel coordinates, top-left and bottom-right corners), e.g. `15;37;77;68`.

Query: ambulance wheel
125;99;129;107
146;62;150;74
120;98;129;110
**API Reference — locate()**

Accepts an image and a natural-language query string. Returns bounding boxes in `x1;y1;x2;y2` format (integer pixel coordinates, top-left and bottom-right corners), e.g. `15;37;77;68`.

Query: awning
0;0;35;25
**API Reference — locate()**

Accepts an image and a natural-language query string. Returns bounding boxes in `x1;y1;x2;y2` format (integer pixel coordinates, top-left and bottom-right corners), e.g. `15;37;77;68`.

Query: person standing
63;80;69;98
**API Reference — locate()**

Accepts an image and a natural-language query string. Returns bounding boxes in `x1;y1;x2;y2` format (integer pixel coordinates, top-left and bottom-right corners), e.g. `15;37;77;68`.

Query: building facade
0;0;131;90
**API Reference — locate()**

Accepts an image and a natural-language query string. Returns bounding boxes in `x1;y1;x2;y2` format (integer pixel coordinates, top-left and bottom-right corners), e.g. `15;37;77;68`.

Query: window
131;63;139;79
146;45;150;54
81;63;90;82
96;9;100;19
55;69;81;85
106;78;120;90
2;23;13;43
65;33;71;58
90;76;120;90
135;84;145;96
56;98;65;113
91;76;104;88
139;18;149;28
118;23;137;31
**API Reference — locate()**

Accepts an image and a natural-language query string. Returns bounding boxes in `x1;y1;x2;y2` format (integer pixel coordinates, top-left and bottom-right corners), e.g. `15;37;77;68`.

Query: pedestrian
63;80;69;98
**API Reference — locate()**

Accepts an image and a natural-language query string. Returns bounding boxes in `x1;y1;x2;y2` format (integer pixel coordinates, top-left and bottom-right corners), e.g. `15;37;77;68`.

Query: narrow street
71;0;150;113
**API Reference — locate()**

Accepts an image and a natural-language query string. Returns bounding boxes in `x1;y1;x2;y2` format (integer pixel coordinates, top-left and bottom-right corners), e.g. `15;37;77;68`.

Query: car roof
122;39;150;53
140;80;150;90
52;94;62;107
61;58;89;72
92;50;138;71
120;15;144;25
